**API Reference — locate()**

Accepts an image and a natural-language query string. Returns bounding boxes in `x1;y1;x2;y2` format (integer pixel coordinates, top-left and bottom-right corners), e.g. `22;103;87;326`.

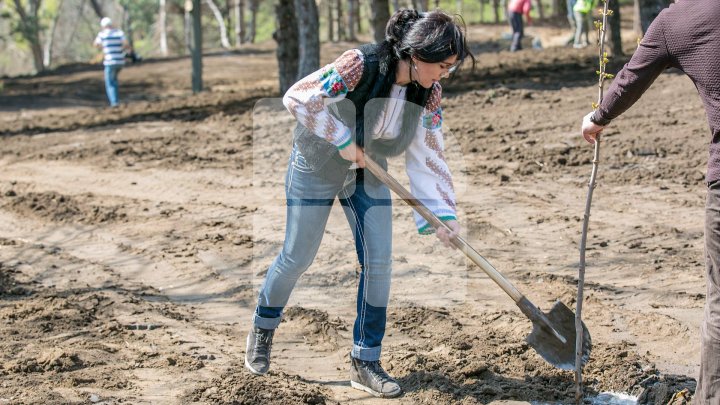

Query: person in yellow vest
573;0;595;48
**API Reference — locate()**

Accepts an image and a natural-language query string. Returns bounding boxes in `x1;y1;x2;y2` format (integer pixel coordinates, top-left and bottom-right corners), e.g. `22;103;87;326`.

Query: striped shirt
94;29;126;66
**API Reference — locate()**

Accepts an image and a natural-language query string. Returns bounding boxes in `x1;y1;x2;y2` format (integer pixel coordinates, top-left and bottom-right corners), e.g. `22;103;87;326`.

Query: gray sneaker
349;356;402;398
245;326;274;375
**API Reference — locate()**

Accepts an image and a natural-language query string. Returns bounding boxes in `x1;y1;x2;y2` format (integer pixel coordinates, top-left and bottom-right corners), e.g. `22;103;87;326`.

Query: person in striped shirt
94;17;130;107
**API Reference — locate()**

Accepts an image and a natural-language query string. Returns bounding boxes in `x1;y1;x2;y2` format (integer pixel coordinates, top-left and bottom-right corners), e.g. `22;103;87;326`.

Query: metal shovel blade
522;300;592;370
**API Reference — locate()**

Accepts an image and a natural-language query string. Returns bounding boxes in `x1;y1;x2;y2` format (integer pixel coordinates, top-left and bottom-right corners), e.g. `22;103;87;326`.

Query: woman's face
411;54;459;88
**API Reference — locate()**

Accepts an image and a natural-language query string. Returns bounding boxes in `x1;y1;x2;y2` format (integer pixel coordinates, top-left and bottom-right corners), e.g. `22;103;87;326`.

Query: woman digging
244;9;476;398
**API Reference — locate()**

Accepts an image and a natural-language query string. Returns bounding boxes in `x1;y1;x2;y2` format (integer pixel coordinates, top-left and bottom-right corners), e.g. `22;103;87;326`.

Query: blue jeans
104;65;122;107
509;12;524;52
253;147;393;361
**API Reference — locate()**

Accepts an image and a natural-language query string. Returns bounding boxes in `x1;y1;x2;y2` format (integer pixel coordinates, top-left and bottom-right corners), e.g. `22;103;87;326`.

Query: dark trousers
509;12;524;52
697;183;720;403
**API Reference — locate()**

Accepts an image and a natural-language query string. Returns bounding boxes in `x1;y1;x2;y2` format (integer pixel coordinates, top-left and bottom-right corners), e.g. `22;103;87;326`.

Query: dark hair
386;9;476;73
362;9;475;157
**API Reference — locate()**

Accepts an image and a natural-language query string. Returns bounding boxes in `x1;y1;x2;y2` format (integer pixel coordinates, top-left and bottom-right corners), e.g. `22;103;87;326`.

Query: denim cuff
351;344;382;361
253;313;282;330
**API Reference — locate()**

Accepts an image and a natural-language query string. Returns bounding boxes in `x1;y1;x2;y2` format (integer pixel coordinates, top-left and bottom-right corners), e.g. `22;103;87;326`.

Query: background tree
606;0;622;56
294;0;319;79
205;0;230;48
159;0;168;56
346;0;356;41
245;0;258;42
191;0;202;92
9;0;45;72
234;0;244;46
633;0;670;35
274;0;298;93
370;0;388;43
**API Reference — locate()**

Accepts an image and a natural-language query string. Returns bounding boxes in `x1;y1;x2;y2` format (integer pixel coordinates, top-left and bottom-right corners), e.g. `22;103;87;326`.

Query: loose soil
0;19;703;404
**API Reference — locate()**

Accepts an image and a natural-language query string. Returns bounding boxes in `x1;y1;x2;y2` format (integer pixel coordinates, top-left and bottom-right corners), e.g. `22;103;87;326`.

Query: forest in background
0;0;671;78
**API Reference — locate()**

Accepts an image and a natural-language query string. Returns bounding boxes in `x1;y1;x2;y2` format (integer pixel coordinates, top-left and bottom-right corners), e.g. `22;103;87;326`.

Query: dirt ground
0;18;704;404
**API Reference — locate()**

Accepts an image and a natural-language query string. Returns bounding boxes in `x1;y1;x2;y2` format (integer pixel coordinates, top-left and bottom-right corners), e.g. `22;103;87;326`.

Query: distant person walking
572;0;594;48
94;17;129;107
507;0;532;52
566;0;578;45
580;0;720;402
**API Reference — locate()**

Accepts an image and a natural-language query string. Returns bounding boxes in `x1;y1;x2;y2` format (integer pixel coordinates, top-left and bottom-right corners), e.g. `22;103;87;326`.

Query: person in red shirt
507;0;532;52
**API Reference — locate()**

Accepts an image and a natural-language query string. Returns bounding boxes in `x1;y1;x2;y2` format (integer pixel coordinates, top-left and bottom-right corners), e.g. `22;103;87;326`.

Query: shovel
363;156;591;370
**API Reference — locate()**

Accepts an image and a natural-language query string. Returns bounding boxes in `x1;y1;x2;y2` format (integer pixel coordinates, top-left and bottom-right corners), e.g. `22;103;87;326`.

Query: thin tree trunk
455;0;462;14
336;0;344;41
534;0;544;20
634;0;670;35
607;0;623;56
12;0;45;72
492;0;500;23
192;0;203;93
327;0;334;42
43;0;63;68
294;0;320;79
246;0;259;43
185;3;192;54
347;0;356;41
88;0;103;18
121;5;135;51
356;0;362;33
206;0;231;48
370;0;389;43
274;0;298;93
552;0;562;18
234;0;245;45
159;0;168;56
392;0;399;11
479;0;486;23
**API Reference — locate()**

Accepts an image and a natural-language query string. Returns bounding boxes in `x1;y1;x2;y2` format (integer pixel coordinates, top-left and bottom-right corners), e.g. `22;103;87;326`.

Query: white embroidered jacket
282;49;457;234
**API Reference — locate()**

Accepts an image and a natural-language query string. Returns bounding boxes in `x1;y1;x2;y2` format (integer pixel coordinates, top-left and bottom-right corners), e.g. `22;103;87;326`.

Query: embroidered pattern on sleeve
436;184;456;209
425;157;454;190
334;50;364;91
424;130;445;160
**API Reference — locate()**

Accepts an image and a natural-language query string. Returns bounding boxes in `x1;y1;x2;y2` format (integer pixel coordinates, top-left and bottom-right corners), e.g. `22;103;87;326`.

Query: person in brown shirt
581;0;720;402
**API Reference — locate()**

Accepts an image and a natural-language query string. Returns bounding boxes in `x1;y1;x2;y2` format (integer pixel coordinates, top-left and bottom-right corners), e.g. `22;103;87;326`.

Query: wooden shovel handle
363;156;525;303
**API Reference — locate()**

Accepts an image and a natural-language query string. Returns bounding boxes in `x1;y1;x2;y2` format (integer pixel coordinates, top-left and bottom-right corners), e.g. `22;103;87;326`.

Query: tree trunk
246;0;259;43
607;0;623;56
159;0;168;56
274;0;299;93
185;6;192;54
534;0;544;20
294;0;320;79
192;0;203;93
479;0;486;23
88;0;103;18
392;0;399;12
370;0;389;43
356;0;362;33
492;0;500;23
336;0;344;41
234;0;245;45
43;0;63;68
634;0;670;36
551;0;562;18
121;5;135;51
455;0;462;14
347;0;356;41
206;0;231;48
12;0;46;72
327;0;334;42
